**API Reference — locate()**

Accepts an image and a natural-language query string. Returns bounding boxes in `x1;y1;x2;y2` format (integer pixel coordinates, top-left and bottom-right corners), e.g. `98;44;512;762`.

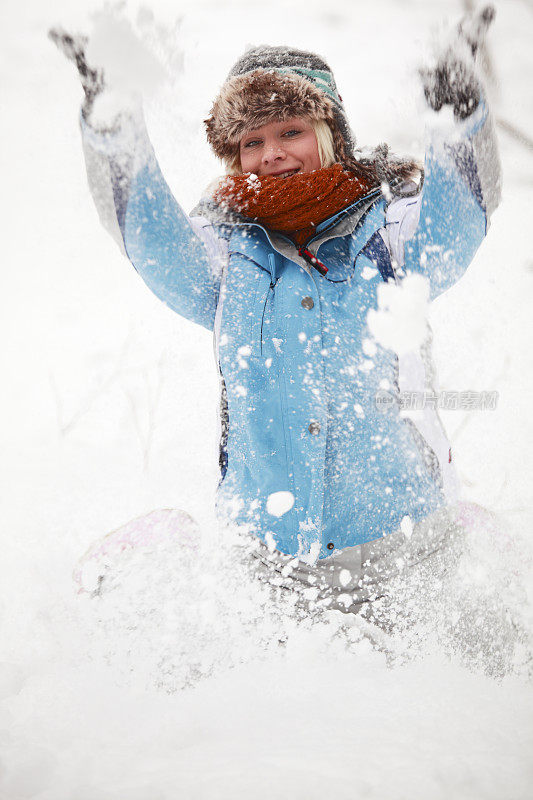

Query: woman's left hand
420;5;495;120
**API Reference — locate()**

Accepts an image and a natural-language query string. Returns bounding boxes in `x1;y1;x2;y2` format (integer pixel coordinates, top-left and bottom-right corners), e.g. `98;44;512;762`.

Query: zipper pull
298;247;328;276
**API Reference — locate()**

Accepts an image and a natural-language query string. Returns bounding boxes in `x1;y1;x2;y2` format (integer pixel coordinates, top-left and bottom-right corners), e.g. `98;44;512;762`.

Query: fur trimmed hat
205;46;356;168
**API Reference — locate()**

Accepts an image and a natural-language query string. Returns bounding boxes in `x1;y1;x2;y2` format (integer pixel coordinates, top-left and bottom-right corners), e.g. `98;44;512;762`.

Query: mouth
268;168;300;179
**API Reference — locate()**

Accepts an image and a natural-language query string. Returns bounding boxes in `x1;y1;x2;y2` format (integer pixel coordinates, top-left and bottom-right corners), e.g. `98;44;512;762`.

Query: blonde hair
312;118;336;169
224;118;336;175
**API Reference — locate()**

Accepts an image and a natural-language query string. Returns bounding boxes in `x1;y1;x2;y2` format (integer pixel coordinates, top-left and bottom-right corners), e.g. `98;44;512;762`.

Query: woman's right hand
48;27;105;120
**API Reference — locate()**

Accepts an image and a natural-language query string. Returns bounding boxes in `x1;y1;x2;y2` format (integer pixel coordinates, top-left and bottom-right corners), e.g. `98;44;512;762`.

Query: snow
400;515;414;539
266;490;295;517
362;336;377;357
85;6;173;127
237;344;250;368
361;264;378;279
339;568;352;587
245;172;261;190
367;272;430;355
2;0;533;798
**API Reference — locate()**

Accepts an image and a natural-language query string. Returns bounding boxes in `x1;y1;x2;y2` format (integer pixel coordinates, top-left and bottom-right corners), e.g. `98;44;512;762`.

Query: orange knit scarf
213;163;377;246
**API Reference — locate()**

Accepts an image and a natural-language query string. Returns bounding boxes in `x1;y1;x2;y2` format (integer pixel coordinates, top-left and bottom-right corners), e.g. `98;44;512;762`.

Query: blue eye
283;129;301;138
243;139;261;148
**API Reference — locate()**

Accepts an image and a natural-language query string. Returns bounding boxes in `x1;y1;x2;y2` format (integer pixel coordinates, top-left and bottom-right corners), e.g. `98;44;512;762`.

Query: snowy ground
2;0;533;797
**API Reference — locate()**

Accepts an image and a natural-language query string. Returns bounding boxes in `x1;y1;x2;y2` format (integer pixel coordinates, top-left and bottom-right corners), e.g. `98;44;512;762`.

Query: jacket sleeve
385;97;501;300
80;105;222;330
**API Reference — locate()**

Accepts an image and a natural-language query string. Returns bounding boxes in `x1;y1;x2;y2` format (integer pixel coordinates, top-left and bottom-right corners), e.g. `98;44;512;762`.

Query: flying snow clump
367;273;430;355
266;491;295;517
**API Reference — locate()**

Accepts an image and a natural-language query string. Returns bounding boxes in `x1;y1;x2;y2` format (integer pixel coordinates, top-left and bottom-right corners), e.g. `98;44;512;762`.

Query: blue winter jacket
80;98;500;561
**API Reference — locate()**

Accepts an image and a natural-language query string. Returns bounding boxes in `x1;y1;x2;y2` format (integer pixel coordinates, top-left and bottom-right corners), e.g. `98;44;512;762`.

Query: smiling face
239;117;322;177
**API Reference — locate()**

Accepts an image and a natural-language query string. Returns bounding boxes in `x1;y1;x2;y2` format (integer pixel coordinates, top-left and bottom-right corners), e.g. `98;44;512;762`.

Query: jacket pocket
227;248;278;359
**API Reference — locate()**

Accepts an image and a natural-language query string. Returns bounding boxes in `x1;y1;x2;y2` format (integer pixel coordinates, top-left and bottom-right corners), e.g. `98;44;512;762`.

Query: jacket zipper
260;280;275;356
298;188;383;278
297;247;328;276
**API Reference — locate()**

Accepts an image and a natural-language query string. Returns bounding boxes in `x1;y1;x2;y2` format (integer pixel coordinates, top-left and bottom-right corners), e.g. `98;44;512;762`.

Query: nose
262;142;286;166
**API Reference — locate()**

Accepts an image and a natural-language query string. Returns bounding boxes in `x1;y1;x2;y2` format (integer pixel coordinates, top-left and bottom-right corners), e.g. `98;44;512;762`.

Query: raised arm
50;28;222;331
384;6;501;300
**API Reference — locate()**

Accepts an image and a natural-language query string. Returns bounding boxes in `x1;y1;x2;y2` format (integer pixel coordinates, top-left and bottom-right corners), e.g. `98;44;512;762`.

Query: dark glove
421;5;495;120
48;27;105;120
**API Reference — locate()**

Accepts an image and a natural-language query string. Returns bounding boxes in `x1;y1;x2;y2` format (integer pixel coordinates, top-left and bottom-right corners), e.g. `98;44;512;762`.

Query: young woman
51;11;500;616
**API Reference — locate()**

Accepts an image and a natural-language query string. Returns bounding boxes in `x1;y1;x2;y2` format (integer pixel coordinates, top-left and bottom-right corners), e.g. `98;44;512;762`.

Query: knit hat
205;45;356;169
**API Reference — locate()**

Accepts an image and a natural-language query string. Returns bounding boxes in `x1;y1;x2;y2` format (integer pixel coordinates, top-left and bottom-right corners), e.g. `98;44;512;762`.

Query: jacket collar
193;189;386;277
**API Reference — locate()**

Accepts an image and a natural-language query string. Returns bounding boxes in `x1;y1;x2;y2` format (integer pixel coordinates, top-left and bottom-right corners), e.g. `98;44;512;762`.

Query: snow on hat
205;45;356;167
